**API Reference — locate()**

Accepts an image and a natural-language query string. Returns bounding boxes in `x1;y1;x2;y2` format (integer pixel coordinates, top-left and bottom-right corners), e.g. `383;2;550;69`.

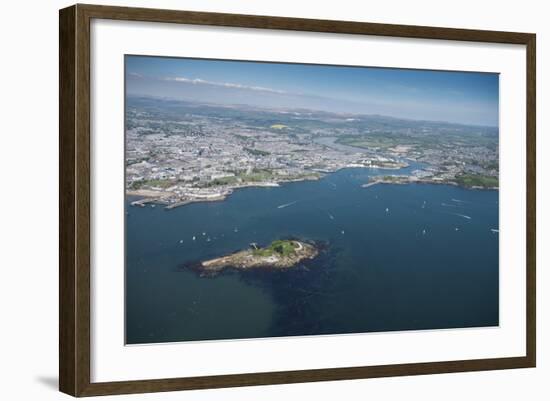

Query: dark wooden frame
59;3;536;397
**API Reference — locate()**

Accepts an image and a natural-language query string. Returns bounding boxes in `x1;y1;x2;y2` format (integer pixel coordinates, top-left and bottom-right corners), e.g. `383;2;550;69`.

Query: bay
126;165;499;344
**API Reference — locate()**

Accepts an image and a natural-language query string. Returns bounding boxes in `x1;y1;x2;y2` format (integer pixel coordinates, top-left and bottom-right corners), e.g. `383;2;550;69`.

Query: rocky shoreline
188;239;319;277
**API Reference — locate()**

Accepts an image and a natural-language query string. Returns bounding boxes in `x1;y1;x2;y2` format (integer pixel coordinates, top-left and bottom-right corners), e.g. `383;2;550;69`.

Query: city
125;96;499;209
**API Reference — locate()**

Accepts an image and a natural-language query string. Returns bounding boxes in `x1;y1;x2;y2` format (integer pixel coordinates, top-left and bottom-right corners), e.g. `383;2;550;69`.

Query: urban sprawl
126;97;499;209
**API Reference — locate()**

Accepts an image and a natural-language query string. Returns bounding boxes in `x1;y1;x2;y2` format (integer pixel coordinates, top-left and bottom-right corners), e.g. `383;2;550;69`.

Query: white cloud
164;76;287;94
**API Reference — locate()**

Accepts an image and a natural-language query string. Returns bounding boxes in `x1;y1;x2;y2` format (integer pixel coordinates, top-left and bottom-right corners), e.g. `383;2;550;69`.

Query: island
191;240;319;276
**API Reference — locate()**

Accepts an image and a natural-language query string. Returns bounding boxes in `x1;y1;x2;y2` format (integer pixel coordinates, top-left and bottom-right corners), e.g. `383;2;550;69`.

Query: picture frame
59;3;536;397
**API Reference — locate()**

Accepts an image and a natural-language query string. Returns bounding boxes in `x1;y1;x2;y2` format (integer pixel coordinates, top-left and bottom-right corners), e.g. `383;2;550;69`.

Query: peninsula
362;172;499;190
193;240;319;276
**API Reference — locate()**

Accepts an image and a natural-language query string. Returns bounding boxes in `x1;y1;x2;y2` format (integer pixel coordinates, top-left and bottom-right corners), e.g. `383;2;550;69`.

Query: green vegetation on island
193;239;319;276
252;240;299;257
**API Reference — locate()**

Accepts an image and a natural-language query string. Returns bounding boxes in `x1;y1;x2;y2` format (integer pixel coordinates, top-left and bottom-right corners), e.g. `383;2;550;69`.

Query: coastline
126;161;497;211
126;166;334;210
361;176;498;191
187;239;320;277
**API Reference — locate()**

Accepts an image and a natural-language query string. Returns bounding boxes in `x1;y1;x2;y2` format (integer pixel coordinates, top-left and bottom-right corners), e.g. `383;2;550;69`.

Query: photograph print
124;55;499;344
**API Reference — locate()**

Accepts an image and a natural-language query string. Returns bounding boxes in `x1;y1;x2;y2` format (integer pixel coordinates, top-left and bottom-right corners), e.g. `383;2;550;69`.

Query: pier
130;198;160;207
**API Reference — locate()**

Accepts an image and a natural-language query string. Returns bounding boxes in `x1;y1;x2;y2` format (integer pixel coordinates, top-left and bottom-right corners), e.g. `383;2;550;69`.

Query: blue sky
126;55;499;126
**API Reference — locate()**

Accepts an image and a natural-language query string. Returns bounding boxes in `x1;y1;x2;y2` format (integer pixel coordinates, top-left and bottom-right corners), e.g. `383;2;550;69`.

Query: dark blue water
126;166;499;344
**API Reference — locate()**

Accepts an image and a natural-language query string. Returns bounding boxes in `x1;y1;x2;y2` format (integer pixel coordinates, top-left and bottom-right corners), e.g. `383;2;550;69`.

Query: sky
126;55;499;127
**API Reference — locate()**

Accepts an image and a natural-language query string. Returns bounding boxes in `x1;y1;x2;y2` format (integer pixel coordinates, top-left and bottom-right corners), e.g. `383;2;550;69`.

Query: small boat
192;236;196;241
277;200;297;209
179;240;183;244
422;229;426;235
202;232;206;236
385;207;389;213
341;230;345;235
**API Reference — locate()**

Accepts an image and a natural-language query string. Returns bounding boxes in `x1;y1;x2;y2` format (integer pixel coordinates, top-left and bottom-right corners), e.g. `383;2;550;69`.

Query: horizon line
126;93;500;130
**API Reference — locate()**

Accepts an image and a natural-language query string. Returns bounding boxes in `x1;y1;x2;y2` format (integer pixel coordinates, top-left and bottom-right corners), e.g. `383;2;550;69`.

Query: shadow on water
183;240;352;338
127;167;498;343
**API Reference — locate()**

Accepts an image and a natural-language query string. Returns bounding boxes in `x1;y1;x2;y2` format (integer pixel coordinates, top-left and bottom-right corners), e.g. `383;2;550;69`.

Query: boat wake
449;212;472;220
277;200;298;209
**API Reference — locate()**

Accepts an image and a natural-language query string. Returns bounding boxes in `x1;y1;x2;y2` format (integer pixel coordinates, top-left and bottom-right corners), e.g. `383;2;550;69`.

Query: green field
336;131;498;151
337;135;401;149
129;179;174;189
253;240;298;257
454;174;498;188
270;124;289;130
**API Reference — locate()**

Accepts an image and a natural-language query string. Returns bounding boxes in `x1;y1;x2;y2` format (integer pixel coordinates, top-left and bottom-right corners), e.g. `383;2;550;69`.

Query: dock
130;198;160;207
164;195;227;210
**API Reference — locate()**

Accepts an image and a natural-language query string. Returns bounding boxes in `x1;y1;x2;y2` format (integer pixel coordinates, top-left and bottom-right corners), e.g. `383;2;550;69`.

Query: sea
126;163;499;344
